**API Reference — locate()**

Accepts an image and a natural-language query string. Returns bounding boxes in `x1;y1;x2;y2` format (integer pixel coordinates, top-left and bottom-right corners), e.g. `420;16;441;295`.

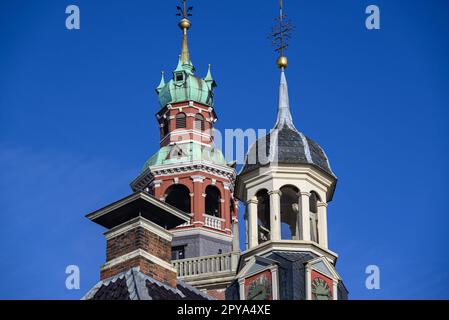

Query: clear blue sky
1;0;448;300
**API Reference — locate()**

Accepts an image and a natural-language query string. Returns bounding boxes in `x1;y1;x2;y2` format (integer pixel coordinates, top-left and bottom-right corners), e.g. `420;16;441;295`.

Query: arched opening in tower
194;114;205;131
256;189;271;243
205;185;221;217
165;184;191;214
176;112;187;129
280;185;300;240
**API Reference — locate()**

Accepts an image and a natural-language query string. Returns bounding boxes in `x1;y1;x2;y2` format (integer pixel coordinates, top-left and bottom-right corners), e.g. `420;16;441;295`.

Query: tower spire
176;0;194;68
270;0;296;130
274;69;296;130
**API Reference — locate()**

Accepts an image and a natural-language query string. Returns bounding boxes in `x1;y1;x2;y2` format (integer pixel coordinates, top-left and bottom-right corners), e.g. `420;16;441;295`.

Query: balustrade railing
173;252;238;279
204;214;222;230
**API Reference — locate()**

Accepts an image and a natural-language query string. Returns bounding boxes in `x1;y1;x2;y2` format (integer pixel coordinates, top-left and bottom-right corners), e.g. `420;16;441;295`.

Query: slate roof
82;267;212;300
240;127;335;178
226;250;348;300
239;70;336;184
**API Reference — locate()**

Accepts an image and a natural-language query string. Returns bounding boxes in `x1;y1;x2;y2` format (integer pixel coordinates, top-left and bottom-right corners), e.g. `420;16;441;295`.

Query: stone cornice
104;216;173;242
101;249;176;273
268;190;282;196
131;161;236;192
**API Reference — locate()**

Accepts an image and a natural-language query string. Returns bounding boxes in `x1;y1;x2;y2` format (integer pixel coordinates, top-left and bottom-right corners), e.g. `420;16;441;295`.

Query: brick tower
130;2;239;264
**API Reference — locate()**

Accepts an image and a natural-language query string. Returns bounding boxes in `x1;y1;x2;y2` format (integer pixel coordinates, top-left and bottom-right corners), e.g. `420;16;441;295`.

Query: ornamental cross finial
176;0;193;20
269;0;295;68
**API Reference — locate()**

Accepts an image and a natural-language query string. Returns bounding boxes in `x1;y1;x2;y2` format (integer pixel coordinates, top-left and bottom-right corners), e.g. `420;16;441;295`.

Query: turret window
162;118;169;136
256;189;271;243
280;186;300;240
175;73;184;82
165;184;191;213
195;114;205;131
176;113;187;129
205;185;221;217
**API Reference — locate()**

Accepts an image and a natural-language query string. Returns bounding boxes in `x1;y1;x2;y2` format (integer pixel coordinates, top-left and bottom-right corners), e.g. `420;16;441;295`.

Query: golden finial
176;0;193;30
270;0;294;69
176;0;193;65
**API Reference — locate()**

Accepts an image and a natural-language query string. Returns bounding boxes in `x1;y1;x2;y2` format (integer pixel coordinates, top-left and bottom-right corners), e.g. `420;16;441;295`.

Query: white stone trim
333;279;338;300
101;249;176;273
238;278;246;300
202;213;226;222
271;266;280;300
152;180;162;188
305;256;341;300
86;192;190;225
240;240;338;265
149;161;235;181
305;266;312;300
236;257;280;301
104;216;173;242
170;227;232;242
307;256;342;280
238;165;334;203
165;139;213;148
191;175;205;183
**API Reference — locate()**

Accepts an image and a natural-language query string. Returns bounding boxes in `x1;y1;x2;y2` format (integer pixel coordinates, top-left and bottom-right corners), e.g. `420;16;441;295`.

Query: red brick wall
106;226;171;263
101;256;177;287
159;101;215;147
205;289;226;300
152;172;232;235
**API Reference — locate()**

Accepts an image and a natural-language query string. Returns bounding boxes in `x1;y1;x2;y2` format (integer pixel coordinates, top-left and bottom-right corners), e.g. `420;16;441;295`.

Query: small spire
156;71;165;93
204;64;217;90
174;55;184;72
274;69;296;130
180;26;191;65
205;64;213;81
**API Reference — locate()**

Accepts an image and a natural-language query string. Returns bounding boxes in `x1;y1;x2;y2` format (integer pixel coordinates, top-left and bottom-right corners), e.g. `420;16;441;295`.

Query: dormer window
175;72;184;82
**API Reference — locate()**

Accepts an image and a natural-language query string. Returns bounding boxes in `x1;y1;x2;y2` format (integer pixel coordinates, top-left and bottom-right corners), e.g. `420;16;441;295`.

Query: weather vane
270;0;295;69
176;0;193;21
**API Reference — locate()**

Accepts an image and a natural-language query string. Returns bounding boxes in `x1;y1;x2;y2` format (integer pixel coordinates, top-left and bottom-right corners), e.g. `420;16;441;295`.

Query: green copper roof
156;16;217;108
142;142;227;172
157;59;216;108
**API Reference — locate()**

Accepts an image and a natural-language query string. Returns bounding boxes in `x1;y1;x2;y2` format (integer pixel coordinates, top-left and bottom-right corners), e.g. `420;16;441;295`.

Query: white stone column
333;279;338;300
244;211;249;250
239;278;246;300
271;266;280;300
317;202;328;248
232;218;240;252
247;198;259;249
268;190;282;241
300;192;311;241
305;265;312;300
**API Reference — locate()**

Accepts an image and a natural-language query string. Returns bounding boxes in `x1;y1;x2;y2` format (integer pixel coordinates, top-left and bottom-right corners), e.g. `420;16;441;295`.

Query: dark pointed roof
82;267;212;300
239;70;336;181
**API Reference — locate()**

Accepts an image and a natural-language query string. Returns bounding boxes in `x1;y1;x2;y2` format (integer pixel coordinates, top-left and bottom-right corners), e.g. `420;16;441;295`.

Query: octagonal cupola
236;2;337;256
